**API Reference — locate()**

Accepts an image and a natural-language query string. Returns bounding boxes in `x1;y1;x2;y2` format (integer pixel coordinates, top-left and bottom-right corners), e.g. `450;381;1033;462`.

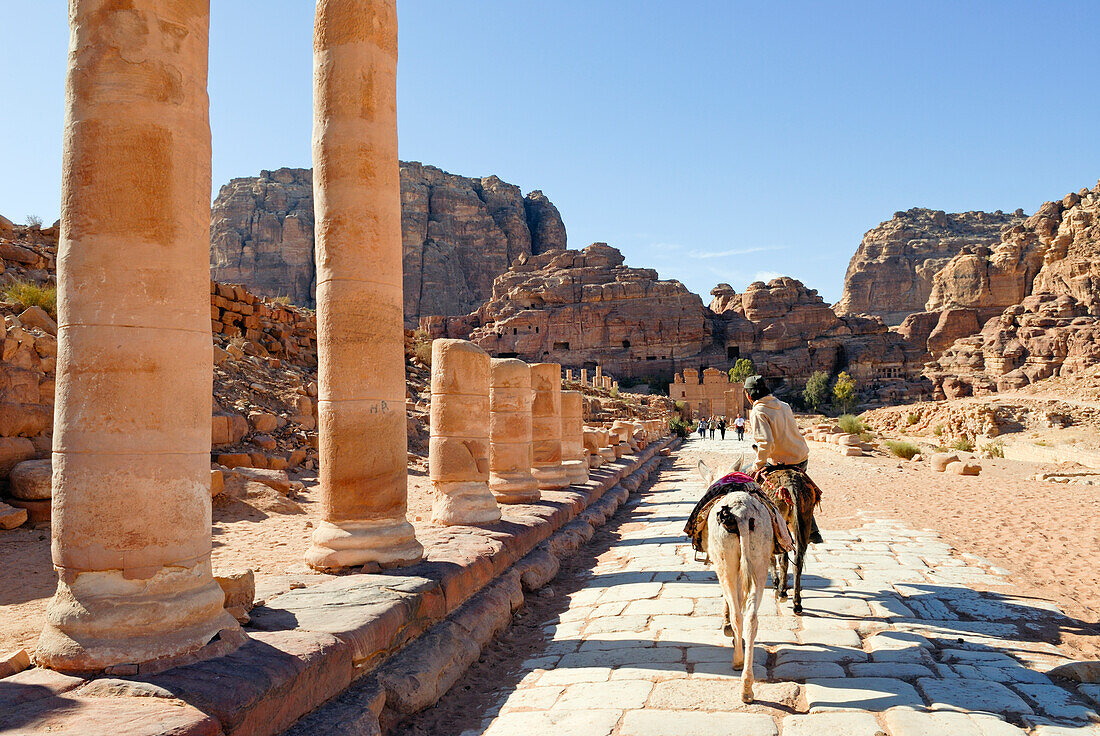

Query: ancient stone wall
210;164;567;325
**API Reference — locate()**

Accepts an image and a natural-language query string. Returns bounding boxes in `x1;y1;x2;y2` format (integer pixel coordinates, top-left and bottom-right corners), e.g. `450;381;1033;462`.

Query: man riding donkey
686;375;824;615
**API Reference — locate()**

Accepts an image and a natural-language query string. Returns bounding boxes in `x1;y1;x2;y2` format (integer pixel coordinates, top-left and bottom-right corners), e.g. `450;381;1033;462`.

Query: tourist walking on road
708;417;716;440
718;417;726;440
697;418;707;438
734;413;745;441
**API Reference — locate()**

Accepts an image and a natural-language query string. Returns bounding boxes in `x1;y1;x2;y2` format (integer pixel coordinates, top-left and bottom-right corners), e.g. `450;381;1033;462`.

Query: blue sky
2;1;1098;303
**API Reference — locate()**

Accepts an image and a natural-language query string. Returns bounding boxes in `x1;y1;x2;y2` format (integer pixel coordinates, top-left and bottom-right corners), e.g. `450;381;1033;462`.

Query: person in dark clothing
718;417;726;440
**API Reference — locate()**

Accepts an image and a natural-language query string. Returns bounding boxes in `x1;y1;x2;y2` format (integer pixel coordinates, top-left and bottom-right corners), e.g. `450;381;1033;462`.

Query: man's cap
744;375;771;400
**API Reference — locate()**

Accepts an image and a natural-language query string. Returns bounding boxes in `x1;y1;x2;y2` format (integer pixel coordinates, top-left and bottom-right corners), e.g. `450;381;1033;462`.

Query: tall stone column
488;358;539;504
305;0;422;570
530;363;569;490
36;0;239;673
430;340;500;524
560;391;589;485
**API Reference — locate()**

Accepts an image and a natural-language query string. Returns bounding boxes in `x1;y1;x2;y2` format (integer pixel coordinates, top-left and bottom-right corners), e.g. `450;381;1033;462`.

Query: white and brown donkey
692;460;794;703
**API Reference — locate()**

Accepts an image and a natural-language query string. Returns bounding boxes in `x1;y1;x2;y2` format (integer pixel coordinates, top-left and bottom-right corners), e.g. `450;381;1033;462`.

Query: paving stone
775;644;869;665
884;708;1027;736
847;662;935;679
917;678;1033;715
781;711;883;736
772;660;846;681
497;685;564;711
536;666;612;686
620;710;778;736
483;708;622;736
596;582;663;603
623;598;694;616
609;662;690;680
798;627;861;648
1029;722;1100;735
804;677;924;711
1013;682;1097;721
583;614;650;634
554;679;653;710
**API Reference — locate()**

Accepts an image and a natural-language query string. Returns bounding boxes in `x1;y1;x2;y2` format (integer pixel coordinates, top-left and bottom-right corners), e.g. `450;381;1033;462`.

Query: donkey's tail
738;514;755;599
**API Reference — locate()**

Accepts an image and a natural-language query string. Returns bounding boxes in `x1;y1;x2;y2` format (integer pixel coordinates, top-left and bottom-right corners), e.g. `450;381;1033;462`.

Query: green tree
833;371;857;413
803;371;830;412
728;358;755;383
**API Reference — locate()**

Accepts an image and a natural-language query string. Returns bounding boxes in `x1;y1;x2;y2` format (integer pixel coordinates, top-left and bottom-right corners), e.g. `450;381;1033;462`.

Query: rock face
835;208;1026;325
423;244;710;379
711;278;928;401
926;181;1100;397
426;245;928;402
210;164;567;325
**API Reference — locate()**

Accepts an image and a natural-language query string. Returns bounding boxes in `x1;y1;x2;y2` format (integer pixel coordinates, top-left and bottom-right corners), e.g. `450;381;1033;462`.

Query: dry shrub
885;440;920;460
4;280;57;318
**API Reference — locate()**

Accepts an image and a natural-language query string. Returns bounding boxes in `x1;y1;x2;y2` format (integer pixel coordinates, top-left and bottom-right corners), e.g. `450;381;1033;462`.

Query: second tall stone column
305;0;422;570
530;363;569;490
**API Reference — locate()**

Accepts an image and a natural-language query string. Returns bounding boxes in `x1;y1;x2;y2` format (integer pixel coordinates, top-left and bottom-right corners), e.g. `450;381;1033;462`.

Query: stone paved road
417;440;1100;735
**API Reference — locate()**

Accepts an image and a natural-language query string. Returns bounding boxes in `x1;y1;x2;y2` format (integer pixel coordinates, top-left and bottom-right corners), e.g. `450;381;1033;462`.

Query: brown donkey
757;467;818;614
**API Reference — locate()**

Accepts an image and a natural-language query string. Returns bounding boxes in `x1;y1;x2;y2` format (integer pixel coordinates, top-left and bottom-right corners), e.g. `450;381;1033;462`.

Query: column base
305;517;423;571
431;481;502;525
35;558;241;675
598;448;617;463
562;460;589;485
489;472;540;504
532;463;570;491
587;453;603;469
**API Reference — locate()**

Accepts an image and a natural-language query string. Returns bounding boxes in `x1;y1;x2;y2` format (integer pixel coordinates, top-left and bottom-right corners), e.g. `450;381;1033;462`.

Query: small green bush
669;416;693;439
4;280;57;318
951;437;974;452
803;371;829;412
859;430;875;442
837;414;865;434
907;412;920;426
932;424;944;437
728;358;755;383
885;440;920;460
833;371;858;413
411;329;433;366
981;440;1005;458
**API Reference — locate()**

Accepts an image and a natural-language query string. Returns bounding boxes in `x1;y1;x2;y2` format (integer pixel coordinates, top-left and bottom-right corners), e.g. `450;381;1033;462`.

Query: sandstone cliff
426;246;929;403
210;163;567;325
926;181;1100;397
423;243;711;380
712;279;928;402
835;207;1026;325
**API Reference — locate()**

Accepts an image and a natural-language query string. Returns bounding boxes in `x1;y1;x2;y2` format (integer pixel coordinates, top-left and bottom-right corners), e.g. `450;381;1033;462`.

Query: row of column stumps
425;350;666;525
35;0;667;674
571;367;618;391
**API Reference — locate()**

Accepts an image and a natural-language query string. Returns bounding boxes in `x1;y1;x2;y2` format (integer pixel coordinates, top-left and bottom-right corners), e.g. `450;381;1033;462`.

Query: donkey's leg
793;539;806;615
778;551;790;600
741;577;765;703
730;580;745;670
723;598;733;637
771;556;782;607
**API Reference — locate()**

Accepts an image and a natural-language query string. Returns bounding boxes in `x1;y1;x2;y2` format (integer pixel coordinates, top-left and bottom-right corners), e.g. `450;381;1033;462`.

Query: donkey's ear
697;459;714;487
